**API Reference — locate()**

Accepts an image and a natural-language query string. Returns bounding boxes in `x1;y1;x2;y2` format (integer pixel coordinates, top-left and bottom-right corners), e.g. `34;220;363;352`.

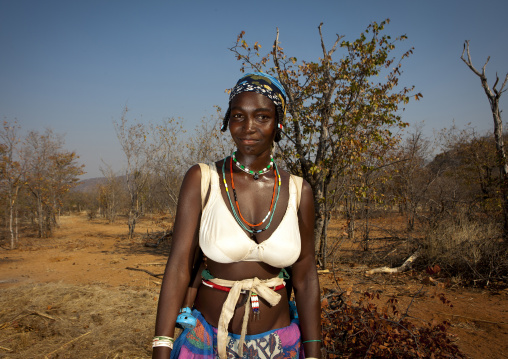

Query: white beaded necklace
232;152;274;180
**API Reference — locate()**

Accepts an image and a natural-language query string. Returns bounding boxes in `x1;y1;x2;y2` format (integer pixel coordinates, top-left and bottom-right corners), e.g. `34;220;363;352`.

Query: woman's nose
244;117;256;132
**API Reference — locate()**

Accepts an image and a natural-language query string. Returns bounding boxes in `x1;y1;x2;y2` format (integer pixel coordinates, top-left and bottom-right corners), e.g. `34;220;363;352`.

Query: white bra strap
198;163;210;210
208;162;219;186
290;174;303;210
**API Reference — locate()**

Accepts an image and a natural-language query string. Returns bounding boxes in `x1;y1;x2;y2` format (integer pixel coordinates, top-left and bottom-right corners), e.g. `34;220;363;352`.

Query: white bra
198;163;302;268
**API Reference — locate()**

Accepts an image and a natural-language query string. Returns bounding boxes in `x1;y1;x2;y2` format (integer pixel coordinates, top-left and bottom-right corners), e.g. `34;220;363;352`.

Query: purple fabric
171;309;304;359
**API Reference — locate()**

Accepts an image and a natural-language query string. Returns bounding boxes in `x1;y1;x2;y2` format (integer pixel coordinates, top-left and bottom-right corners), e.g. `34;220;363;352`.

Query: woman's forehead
230;91;276;109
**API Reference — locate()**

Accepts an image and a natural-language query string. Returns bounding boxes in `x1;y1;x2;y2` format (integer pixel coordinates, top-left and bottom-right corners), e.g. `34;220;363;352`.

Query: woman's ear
274;130;282;142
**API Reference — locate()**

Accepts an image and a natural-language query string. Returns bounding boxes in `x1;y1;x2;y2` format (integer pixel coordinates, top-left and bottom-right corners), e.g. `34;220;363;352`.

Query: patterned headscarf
221;72;287;142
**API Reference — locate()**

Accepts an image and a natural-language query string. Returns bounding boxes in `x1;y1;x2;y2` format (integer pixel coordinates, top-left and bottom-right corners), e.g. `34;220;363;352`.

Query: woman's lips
240;138;259;145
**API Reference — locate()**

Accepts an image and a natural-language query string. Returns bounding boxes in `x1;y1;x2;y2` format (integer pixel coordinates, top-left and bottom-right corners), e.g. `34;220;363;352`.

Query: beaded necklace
230;156;277;228
221;157;281;236
232;151;273;180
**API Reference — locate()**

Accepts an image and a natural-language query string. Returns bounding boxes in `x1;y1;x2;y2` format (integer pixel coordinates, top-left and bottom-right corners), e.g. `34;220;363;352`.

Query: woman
153;73;321;359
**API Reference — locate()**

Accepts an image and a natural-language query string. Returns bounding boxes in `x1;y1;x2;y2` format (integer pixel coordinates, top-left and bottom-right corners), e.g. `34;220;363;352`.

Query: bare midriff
194;260;292;335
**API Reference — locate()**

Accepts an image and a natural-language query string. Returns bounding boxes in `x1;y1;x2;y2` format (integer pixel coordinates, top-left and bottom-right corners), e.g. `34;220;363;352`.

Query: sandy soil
1;214;507;358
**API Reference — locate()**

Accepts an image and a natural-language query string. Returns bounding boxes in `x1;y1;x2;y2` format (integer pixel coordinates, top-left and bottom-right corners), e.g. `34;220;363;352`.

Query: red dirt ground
1;214;507;358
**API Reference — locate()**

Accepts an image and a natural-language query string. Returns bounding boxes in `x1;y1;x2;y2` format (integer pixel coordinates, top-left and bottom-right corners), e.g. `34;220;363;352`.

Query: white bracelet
152;340;173;349
152;336;174;349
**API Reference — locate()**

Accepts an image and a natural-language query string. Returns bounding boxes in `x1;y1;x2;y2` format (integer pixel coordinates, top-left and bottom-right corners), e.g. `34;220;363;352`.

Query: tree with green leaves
230;20;421;266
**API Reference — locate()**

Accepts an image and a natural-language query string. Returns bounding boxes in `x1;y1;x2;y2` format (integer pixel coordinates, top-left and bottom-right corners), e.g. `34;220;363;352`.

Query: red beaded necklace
229;156;277;228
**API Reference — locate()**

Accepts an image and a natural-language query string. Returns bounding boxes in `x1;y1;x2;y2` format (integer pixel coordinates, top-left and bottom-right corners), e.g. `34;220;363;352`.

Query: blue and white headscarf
222;72;287;142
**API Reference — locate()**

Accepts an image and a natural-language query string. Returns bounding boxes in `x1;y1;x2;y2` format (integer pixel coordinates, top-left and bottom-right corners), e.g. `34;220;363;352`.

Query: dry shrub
421;211;508;286
0;282;157;358
321;290;467;358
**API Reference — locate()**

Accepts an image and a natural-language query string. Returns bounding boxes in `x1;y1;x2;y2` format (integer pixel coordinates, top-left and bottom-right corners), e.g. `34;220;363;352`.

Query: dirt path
0;215;170;290
1;214;507;358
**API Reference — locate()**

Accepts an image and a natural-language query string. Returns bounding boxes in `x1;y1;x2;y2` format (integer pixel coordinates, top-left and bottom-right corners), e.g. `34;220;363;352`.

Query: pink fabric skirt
171;309;304;358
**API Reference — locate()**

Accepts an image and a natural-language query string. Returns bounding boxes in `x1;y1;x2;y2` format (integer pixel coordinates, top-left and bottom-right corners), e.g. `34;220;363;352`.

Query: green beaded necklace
232;151;273;180
222;157;281;237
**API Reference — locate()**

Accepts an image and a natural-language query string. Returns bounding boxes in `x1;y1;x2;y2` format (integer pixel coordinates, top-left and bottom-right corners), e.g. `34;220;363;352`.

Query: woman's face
229;91;276;156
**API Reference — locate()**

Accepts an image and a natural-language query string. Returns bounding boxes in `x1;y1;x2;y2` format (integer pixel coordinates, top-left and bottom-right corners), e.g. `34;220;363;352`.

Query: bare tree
461;41;508;237
184;108;235;167
22;129;84;237
114;107;153;239
391;125;437;231
99;162;123;223
0;121;24;248
150;117;186;216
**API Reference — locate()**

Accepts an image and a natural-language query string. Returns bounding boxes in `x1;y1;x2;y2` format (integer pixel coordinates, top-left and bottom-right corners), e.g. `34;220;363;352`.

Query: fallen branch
400;285;425;322
141;262;166;266
0;345;13;352
144;230;172;248
0;311;56;329
365;250;420;275
31;311;56;321
44;331;91;358
126;267;164;278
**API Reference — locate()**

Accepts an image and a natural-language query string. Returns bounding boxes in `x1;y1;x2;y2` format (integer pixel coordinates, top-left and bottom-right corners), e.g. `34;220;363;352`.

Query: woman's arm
152;165;203;359
291;180;321;358
181;258;205;309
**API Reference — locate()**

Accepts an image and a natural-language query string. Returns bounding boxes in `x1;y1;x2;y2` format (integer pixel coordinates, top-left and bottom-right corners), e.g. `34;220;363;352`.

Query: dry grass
1;213;507;358
0;282;157;358
420;211;508;286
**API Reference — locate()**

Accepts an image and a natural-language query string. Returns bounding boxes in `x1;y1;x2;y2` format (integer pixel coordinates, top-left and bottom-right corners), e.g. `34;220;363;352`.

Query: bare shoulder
298;177;315;219
178;164;203;200
301;178;313;197
185;164;202;181
289;173;313;202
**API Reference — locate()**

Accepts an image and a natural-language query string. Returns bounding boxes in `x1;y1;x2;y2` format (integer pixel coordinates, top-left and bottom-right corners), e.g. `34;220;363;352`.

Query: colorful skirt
171;309;304;359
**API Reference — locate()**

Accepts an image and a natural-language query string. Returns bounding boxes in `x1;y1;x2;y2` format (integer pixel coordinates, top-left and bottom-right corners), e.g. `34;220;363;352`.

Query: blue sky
1;0;507;179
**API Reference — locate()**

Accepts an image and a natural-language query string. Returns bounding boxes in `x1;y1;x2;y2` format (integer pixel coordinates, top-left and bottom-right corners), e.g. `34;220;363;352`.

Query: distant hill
73;175;127;193
73;177;107;193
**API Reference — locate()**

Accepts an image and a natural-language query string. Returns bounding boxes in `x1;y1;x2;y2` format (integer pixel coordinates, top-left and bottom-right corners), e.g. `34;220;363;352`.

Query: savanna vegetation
1;20;507;358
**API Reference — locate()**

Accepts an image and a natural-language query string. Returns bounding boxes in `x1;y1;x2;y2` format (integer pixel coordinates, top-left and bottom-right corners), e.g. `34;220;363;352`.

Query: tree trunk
15;208;18;243
37;197;44;238
312;185;326;267
491;104;508;237
346;191;356;240
9;201;14;249
461;41;508;239
128;209;137;239
321;210;330;269
363;197;370;251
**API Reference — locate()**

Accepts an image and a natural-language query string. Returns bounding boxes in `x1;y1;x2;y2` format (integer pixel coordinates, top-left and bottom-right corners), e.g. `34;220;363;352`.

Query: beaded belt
202;278;286;293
